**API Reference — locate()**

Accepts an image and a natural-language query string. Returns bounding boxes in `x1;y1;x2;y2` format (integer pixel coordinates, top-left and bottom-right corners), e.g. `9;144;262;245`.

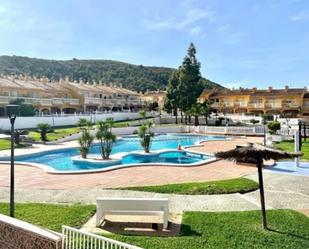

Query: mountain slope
0;55;223;92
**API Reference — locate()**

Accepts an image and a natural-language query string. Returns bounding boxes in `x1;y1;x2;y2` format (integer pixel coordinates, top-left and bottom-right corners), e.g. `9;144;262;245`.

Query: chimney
268;86;273;92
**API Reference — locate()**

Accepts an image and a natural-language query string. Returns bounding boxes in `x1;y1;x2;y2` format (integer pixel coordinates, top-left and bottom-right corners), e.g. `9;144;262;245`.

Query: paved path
0;160;255;189
0;172;308;212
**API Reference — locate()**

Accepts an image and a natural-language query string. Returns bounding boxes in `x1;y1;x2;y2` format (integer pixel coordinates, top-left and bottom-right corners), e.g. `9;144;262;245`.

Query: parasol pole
257;157;267;229
294;130;300;168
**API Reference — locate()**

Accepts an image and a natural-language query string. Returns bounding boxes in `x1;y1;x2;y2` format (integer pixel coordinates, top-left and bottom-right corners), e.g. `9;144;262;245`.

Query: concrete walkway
0;172;308;212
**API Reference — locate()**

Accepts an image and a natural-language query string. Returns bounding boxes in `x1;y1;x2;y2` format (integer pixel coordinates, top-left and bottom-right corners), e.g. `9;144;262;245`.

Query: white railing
62;226;143;249
186;125;266;135
0;96;79;106
248;103;264;108
0;96;9;103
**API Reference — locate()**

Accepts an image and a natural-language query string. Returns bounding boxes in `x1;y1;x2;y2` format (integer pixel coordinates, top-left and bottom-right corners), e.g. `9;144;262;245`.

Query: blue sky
0;0;308;89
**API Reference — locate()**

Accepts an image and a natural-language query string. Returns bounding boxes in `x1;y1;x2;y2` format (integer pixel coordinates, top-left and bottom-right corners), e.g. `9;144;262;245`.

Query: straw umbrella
215;143;302;229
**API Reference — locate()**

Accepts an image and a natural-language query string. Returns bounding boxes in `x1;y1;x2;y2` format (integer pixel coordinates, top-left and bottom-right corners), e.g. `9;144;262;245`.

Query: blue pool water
7;134;226;172
122;151;207;165
266;161;309;177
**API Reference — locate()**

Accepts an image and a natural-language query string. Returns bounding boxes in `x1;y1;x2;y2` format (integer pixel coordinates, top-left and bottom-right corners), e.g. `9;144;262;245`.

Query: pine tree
164;71;180;123
178;43;204;120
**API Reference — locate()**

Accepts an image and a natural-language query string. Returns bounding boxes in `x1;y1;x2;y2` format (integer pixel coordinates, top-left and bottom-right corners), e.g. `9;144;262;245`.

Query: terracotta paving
0;136;260;190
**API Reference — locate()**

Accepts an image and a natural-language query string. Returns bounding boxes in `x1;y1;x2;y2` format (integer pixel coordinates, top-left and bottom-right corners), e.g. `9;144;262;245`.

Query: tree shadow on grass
266;227;309;241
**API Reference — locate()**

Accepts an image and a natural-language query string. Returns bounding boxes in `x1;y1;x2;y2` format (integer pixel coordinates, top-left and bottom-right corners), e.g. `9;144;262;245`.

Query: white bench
96;197;169;229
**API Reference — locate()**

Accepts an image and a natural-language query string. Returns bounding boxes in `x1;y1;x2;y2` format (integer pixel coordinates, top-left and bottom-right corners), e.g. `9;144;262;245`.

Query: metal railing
0;96;79;106
62;226;143;249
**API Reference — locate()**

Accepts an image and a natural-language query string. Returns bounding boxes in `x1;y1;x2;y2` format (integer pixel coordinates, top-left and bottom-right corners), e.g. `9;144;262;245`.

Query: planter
266;133;283;145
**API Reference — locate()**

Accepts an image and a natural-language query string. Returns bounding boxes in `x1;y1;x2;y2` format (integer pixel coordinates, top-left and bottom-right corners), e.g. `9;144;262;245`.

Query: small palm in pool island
9;134;226;173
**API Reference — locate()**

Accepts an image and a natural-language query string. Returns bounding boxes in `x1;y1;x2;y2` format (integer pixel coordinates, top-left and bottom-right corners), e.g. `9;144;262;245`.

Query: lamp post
6;105;19;218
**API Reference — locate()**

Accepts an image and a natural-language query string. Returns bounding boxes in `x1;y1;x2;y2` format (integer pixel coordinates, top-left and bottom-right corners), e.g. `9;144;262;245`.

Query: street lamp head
6;105;20;119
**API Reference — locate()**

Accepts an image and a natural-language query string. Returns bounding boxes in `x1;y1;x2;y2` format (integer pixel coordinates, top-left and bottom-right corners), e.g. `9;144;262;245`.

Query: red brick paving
0;137;259;190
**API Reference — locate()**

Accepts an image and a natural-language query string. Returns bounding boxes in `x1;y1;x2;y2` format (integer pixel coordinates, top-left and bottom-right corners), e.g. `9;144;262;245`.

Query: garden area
274;139;309;160
0;203;308;249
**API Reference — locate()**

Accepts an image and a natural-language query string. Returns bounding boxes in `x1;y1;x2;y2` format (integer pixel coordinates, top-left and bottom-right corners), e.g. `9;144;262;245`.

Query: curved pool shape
0;134;226;173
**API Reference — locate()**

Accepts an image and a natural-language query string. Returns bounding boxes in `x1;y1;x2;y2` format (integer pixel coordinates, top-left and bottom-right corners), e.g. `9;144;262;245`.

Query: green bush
267;121;281;135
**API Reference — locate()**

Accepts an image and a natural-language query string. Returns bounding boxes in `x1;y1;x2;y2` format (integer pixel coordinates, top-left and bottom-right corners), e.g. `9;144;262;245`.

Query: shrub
250;119;259;125
267;121;281;135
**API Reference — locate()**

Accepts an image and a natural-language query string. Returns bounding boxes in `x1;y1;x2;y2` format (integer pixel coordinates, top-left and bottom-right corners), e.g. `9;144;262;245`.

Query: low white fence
55;125;184;143
0;112;155;130
186;125;266;136
62;226;142;249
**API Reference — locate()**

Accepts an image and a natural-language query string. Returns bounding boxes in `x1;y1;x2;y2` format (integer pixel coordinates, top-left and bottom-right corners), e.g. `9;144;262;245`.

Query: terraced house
0;75;144;116
198;86;309;117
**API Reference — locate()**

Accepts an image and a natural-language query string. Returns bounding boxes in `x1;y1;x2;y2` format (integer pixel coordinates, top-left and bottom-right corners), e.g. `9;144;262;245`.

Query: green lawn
274;139;309;160
109;210;309;249
0;203;96;232
0;139;27;151
0;139;11;150
28;127;81;142
117;178;259;195
0;203;308;248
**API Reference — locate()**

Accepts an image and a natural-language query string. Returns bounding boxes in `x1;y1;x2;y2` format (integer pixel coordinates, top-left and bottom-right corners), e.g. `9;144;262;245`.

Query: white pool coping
0;134;226;174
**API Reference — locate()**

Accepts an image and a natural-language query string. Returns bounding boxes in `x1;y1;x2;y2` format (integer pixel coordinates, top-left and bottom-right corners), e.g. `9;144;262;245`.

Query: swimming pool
266;161;309;177
0;134;226;173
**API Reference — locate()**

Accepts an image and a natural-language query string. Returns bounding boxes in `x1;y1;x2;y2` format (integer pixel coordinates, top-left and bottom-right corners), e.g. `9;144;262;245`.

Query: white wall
0;112;145;130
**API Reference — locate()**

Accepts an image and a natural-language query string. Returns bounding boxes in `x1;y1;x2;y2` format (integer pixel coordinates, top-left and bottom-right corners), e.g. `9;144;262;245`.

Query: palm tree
138;121;154;153
189;103;202;126
37;123;51;142
96;118;116;159
215;143;302;230
77;118;92;129
78;129;94;159
200;100;211;125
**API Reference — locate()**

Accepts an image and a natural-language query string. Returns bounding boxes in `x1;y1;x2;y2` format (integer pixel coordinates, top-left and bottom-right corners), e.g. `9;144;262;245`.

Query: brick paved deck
0;136;260;190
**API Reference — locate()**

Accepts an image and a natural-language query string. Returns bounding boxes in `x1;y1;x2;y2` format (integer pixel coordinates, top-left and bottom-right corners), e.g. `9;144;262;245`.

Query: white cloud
146;7;213;37
189;26;202;35
290;12;309;21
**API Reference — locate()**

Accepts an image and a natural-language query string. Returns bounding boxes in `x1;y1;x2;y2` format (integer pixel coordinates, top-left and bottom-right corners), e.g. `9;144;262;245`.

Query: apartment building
0;75;144;116
198;86;309;117
141;90;166;109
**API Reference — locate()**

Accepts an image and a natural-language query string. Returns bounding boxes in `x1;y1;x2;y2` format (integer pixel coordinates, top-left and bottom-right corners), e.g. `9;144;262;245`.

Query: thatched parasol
215;143;302;229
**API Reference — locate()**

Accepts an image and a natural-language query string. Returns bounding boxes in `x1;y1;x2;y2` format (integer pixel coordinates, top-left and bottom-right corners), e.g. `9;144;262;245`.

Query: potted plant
138;121;154;153
96;118;116;160
78;128;94;159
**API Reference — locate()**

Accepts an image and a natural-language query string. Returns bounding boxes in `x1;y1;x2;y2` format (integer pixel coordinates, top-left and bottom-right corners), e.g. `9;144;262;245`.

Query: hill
0;55;223;92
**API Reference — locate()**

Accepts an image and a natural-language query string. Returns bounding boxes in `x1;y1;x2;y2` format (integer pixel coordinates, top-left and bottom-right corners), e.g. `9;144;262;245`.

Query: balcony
0;96;9;104
234;102;248;108
265;102;282;109
283;103;299;109
85;97;101;105
211;103;220;108
248;102;265;109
